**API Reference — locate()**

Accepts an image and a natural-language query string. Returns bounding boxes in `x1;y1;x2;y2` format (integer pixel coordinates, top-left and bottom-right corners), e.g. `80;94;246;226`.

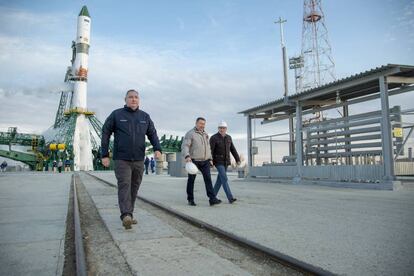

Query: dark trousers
114;160;144;220
144;164;149;174
186;160;216;201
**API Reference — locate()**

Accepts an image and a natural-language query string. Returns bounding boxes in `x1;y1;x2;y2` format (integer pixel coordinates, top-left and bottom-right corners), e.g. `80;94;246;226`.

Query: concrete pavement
0;172;71;276
92;171;414;276
80;173;253;276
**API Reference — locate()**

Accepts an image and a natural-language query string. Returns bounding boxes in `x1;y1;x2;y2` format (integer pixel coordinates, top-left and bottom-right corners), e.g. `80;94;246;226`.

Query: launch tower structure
47;6;101;171
295;0;336;92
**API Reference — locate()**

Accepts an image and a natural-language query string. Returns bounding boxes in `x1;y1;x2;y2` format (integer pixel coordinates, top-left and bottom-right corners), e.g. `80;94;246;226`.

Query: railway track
79;171;335;276
72;174;87;276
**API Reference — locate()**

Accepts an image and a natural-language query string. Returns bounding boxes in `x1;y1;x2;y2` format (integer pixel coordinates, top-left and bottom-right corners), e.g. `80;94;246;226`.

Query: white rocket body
72;7;93;171
72;12;90;109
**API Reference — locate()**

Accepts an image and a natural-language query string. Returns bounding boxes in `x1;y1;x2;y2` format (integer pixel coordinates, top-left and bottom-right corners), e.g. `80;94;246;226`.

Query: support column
289;115;295;156
379;76;395;180
294;102;303;182
247;115;253;167
270;136;273;164
343;104;352;165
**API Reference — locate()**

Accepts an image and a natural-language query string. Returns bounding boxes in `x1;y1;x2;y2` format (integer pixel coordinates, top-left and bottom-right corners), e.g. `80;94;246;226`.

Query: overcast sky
0;0;413;161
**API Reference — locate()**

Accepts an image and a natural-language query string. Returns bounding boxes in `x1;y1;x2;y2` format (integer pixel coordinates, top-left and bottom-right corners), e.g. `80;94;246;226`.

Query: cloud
0;6;73;38
388;0;414;48
0;6;282;158
88;38;278;138
4;3;411;163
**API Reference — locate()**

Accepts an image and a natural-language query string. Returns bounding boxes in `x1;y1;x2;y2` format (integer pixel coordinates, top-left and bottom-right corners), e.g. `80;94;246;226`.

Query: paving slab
0;240;64;276
91;171;414;276
118;237;245;276
0;172;71;276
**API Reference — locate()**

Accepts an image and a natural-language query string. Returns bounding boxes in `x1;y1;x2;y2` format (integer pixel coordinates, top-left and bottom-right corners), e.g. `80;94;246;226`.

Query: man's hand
185;157;192;163
209;160;214;167
102;157;110;167
237;161;241;166
154;151;161;160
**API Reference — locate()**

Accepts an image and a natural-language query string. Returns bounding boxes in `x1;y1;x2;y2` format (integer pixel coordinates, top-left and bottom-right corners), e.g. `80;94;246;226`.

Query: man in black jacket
101;89;162;229
210;121;241;203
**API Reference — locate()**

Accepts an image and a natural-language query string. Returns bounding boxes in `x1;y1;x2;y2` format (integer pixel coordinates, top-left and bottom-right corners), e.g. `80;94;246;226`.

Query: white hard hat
185;162;199;175
218;121;228;128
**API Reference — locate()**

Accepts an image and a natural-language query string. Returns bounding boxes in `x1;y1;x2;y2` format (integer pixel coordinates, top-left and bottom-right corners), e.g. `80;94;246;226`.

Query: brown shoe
132;218;138;224
122;215;132;229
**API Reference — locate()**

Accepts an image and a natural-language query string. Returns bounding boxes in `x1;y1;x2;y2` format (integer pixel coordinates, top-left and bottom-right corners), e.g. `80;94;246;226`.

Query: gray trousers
114;160;144;220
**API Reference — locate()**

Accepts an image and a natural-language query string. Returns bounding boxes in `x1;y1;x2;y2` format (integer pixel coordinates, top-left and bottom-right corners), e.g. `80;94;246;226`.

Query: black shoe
188;200;197;206
209;198;222;206
229;198;237;204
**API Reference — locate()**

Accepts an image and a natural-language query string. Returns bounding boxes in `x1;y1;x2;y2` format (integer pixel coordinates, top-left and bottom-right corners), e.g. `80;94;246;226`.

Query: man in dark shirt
210;121;240;204
150;157;155;173
101;89;162;229
144;156;150;175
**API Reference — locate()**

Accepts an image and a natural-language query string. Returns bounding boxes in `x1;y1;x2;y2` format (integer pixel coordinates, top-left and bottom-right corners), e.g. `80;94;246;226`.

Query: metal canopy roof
239;64;414;116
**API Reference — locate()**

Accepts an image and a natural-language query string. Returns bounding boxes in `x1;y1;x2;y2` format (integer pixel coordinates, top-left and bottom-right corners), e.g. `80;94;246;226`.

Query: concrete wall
250;164;385;182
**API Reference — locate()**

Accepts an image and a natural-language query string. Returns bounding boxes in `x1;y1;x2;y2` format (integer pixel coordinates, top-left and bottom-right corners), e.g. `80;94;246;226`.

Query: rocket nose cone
79;5;90;17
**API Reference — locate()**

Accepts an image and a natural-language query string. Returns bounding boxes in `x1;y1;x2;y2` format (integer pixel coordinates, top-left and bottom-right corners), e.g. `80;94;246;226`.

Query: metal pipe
247;116;253;167
307;117;386;134
379;76;395;180
270;136;273;163
308;126;381;140
307;150;383;159
289;115;295;155
275;17;289;97
307;134;381;146
251;131;293;140
307;142;382;152
295;103;303;178
251;139;290;142
306;109;385;127
342;105;352;165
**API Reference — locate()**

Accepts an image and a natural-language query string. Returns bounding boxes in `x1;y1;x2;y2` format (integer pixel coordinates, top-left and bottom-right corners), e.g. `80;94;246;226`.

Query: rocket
71;6;93;171
72;5;90;110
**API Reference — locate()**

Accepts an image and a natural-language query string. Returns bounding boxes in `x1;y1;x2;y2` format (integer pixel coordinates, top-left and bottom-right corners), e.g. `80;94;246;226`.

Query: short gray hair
125;89;139;98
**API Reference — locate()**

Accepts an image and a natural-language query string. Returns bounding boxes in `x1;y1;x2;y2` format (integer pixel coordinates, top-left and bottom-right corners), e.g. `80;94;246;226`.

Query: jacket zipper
204;133;207;160
199;132;205;160
131;115;135;161
197;130;207;160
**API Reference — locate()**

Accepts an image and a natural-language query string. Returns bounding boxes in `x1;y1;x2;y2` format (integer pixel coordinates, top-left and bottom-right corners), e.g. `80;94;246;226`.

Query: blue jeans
214;165;234;201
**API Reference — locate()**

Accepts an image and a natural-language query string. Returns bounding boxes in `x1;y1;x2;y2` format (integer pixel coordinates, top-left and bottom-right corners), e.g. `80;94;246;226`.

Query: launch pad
0;6;183;171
